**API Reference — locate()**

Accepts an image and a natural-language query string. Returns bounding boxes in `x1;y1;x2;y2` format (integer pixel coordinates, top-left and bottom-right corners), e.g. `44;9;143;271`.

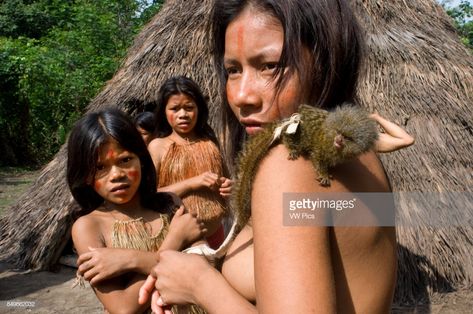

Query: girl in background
135;111;157;146
148;76;232;249
67;108;205;313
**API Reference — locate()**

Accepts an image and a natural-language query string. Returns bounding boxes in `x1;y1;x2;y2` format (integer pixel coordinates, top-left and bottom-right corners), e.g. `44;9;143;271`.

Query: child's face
165;93;198;136
224;7;303;135
137;127;153;146
93;140;141;205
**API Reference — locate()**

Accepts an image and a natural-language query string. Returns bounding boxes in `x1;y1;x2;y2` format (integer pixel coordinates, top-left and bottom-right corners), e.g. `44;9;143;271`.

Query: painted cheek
277;84;300;116
226;84;237;109
167;114;175;125
94;180;102;190
127;170;139;181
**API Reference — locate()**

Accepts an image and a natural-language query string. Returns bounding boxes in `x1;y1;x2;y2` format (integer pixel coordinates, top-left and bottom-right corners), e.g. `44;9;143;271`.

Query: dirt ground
1;264;473;314
0;262;102;313
0;168;101;313
0;168;39;216
1;169;473;313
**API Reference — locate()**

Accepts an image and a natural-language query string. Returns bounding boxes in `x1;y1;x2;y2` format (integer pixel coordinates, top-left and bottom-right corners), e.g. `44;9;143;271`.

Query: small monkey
283;104;379;185
184;103;378;260
232;104;378;230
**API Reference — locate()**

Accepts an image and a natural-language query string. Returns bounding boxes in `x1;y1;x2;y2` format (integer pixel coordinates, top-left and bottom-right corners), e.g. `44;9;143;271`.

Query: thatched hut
1;0;472;306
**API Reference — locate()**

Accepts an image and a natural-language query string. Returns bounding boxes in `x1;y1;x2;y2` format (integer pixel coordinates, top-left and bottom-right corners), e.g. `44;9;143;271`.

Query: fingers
89;272;105;286
82;268;99;285
76;252;92;266
219;177;233;198
174;205;186;216
151;289;164;314
138;275;157;304
201;172;220;190
219;186;232;197
219;177;232;187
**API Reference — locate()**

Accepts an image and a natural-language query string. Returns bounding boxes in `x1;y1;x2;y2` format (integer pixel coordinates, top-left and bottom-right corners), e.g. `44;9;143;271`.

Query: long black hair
67;108;176;215
134;111;156;134
211;0;365;163
154;76;217;143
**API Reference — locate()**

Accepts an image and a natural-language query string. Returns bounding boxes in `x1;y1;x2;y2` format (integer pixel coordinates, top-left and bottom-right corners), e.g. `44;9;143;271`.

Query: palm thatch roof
353;0;473;304
1;0;472;305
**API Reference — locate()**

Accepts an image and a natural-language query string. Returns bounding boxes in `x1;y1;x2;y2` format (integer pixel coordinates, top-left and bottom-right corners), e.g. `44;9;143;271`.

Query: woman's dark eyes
121;157;132;163
225;67;239;75
96;164;105;171
225;64;279;75
262;63;279;71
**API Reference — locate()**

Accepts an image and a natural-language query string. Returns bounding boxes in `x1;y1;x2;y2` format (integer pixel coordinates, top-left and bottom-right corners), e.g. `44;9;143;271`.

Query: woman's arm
370;113;415;153
72;216;151;314
139;251;256;314
251;144;337;313
253;146;395;313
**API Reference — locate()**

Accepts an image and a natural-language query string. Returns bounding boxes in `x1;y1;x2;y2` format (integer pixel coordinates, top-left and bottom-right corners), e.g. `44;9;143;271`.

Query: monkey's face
324;106;378;158
224;8;303;135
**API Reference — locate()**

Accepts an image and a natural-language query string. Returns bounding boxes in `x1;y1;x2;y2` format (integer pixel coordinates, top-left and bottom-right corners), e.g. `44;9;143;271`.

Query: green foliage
442;0;473;50
0;0;163;166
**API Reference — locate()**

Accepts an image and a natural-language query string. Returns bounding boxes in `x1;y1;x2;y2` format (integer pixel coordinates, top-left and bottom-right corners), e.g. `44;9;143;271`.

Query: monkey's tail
232;125;277;232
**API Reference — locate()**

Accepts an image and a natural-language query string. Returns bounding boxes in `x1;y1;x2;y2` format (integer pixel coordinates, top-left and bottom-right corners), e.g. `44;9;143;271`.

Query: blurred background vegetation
0;0;471;167
0;0;163;167
441;0;473;49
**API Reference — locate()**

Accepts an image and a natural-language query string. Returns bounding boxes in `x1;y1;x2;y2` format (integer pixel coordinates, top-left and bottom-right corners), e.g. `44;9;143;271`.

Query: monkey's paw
317;176;331;186
287;150;301;160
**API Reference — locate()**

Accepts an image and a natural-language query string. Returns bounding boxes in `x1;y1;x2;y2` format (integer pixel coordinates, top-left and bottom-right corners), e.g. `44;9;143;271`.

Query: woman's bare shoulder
331;150;391;192
254;144;321;193
254;145;390;193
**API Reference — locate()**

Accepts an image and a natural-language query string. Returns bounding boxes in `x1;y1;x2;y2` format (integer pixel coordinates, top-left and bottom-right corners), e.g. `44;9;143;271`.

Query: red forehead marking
106;149;116;159
237;25;244;54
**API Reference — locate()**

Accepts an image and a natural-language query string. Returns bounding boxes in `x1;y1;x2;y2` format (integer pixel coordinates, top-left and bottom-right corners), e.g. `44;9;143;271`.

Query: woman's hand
77;247;132;286
218;177;233;199
168;206;207;249
370;112;414;153
139;275;173;314
139;251;214;307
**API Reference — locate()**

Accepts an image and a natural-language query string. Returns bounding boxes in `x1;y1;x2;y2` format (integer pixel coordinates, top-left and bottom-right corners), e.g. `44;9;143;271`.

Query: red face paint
106;149;116;160
127;170;139;181
94;181;102;190
237;25;244;56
